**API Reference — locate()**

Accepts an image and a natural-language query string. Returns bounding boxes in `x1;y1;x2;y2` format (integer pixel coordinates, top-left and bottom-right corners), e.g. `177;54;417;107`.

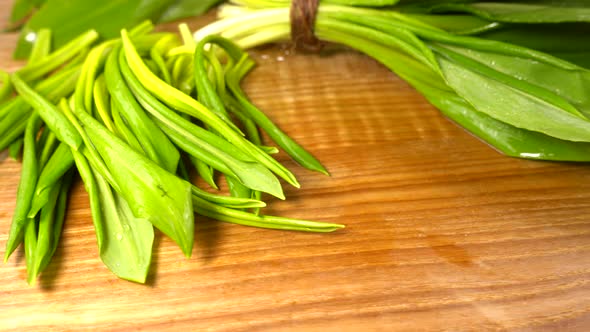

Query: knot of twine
290;0;323;52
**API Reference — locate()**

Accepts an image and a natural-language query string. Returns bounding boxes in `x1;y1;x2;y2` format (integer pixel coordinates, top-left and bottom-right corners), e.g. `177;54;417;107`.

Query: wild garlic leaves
2;23;342;284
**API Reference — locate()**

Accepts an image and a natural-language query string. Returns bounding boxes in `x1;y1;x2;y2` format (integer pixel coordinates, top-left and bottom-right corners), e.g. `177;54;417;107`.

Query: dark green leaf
429;2;590;23
158;0;224;23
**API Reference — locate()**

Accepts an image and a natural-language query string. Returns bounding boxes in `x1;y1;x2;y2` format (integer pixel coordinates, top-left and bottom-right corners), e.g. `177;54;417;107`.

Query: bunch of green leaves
198;0;590;161
1;22;343;284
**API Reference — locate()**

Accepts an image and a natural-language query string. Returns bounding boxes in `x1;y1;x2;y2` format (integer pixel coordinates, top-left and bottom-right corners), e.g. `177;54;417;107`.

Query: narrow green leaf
4;114;42;261
191;185;266;209
193;196;345;233
71;149;105;250
24;216;38;285
0;70;12;103
17;30;98;82
28;143;74;218
191;156;218;189
226;53;329;175
11;74;83;150
28;28;51;63
30;178;62;281
8;138;24;159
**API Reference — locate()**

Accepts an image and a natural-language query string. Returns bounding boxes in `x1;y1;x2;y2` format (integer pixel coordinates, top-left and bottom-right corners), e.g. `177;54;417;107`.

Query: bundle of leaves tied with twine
197;0;590;161
0;14;344;284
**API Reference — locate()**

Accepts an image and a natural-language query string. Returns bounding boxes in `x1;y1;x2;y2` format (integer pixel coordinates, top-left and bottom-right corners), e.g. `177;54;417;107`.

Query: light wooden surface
2;1;590;331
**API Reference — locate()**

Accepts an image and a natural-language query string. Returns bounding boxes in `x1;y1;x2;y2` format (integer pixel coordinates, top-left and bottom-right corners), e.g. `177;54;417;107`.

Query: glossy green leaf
38;169;72;274
159;0;224;23
0;70;12;103
11;74;83;150
71;108;194;257
193;196;345;233
94;169;154;283
191;185;266;209
435;49;590;142
430;43;590;118
4;114;42;261
28;143;74;218
29;176;62;282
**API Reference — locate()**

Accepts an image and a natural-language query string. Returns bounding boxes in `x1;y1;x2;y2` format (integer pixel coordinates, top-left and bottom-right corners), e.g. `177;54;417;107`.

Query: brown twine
290;0;323;52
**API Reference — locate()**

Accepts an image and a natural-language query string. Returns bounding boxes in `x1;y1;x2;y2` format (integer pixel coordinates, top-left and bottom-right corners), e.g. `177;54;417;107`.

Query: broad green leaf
72;149;153;282
159;0;224;23
14;0;176;59
73;109;194;257
10;0;36;24
0;66;80;151
436;54;590;142
71;149;105;250
94;170;154;283
159;121;286;199
431;43;590;118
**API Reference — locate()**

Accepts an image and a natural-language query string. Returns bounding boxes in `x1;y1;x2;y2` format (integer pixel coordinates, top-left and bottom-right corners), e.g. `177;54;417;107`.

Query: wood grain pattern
2;1;590;331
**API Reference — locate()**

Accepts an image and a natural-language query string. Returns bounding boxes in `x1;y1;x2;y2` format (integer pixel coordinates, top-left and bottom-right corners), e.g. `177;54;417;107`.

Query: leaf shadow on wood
193;214;223;263
37;240;66;291
145;232;163;286
144;216;223;286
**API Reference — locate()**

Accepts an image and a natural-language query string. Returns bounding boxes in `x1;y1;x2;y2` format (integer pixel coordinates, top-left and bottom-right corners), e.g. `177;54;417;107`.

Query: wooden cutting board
2;1;590;331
